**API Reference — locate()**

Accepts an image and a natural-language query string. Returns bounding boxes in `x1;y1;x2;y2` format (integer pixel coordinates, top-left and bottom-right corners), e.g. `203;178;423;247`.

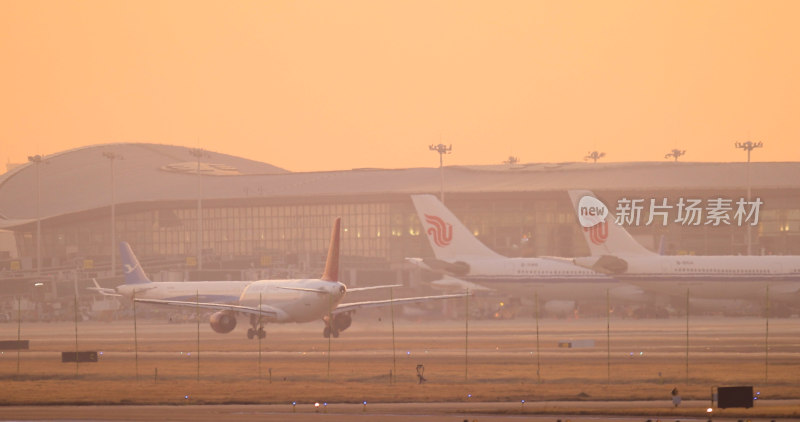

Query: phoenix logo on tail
584;221;609;245
424;214;453;247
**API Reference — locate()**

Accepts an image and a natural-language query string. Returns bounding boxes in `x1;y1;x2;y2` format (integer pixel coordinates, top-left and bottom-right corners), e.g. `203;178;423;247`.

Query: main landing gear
322;312;352;338
247;315;266;339
322;325;339;339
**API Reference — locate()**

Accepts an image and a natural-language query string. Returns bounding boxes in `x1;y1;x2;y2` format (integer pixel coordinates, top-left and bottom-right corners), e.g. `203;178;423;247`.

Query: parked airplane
407;194;647;306
135;218;466;339
89;242;251;303
567;190;800;303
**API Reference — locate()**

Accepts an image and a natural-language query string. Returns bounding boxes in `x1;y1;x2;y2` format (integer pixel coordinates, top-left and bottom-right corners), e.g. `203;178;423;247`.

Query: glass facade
10;190;800;274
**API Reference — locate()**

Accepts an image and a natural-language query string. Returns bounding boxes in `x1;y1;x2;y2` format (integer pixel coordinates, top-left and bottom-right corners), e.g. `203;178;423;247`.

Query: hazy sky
2;1;798;172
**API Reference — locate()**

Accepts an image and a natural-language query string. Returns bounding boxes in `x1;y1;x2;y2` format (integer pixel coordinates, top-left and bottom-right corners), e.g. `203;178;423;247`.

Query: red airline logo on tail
584;221;608;245
424;214;453;247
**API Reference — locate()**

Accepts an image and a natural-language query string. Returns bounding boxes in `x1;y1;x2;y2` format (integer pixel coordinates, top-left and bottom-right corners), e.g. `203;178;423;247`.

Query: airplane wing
134;298;282;320
331;292;468;315
347;284;403;292
430;276;491;292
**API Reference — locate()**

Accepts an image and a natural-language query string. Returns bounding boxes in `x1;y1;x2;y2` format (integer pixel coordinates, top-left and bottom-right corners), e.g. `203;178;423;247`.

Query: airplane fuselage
238;279;347;323
116;281;251;303
421;256;649;303
603;255;800;301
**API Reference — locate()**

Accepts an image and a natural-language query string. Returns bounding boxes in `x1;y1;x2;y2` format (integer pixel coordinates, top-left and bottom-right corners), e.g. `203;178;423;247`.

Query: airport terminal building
1;143;799;298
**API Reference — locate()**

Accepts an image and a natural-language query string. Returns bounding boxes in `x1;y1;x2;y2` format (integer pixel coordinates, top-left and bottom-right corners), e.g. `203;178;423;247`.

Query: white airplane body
135;218;465;338
408;194;647;303
90;242;250;304
568;190;800;303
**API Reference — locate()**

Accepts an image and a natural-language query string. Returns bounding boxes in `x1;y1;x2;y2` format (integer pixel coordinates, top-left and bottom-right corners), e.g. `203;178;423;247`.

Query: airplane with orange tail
135;218;466;339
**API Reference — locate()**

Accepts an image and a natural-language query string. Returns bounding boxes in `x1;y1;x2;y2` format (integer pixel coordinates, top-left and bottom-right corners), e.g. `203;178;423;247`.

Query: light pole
428;143;452;204
27;155;43;275
735;141;763;255
189;148;205;270
665;149;686;162
102;151;123;276
584;151;605;163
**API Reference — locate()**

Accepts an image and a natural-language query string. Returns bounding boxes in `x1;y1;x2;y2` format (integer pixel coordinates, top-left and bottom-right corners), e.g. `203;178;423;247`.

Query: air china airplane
567;190;800;302
407;194;647;304
89;241;250;303
134;218;465;339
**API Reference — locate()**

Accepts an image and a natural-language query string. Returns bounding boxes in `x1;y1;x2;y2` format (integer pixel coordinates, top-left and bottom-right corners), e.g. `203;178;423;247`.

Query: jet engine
209;310;237;334
573;255;628;274
332;312;352;332
421;258;470;276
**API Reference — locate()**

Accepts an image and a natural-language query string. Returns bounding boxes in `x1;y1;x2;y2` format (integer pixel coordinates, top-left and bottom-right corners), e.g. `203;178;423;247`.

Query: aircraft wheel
257;328;266;339
323;326;331;338
247;328;255;339
332;329;339;338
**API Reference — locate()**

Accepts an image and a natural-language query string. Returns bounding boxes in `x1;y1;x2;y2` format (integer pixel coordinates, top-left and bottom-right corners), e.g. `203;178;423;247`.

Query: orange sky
1;0;798;172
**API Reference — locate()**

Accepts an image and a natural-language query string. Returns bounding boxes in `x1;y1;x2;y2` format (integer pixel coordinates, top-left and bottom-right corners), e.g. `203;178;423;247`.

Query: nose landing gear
247;315;266;339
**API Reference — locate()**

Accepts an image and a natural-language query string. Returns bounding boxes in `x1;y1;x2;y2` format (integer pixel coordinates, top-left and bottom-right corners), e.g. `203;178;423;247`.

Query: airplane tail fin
410;194;503;261
320;217;341;282
567;190;656;256
119;241;152;284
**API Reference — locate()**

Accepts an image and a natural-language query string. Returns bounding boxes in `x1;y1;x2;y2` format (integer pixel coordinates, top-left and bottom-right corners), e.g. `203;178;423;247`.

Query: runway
0;315;798;419
3;401;800;421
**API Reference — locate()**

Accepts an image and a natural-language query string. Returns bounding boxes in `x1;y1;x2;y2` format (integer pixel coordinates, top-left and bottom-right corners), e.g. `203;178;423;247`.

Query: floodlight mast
429;143;452;204
665;149;686;162
735;141;763;256
584;151;605;163
189;148;205;270
102;151;123;276
27;154;43;275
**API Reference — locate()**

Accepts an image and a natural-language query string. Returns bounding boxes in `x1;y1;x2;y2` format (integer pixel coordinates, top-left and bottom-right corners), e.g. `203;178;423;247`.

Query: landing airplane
407;194;647;306
135;218;466;339
89;242;251;303
567;190;800;303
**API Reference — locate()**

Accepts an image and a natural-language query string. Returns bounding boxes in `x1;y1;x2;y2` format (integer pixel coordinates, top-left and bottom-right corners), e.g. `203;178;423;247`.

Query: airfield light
184;395;189;399
362;400;367;412
707;408;713;413
292;401;296;412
